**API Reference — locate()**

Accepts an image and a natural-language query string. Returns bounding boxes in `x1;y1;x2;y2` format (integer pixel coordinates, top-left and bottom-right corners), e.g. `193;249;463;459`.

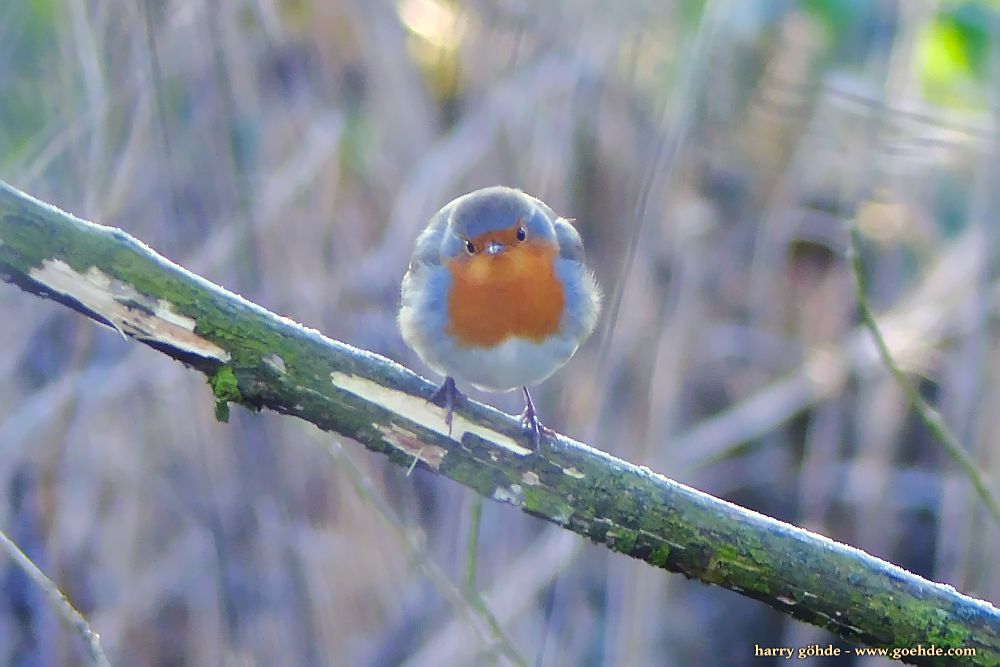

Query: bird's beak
485;241;505;256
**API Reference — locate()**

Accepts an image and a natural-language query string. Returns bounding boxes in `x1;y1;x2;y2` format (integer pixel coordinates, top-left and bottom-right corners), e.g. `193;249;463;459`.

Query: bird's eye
516;226;526;241
465;239;476;254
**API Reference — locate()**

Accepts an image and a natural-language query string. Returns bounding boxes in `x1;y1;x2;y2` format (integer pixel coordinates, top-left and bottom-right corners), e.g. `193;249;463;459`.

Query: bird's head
442;187;559;284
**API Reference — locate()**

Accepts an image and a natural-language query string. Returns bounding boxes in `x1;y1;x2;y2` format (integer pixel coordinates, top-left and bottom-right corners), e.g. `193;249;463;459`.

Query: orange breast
446;242;565;348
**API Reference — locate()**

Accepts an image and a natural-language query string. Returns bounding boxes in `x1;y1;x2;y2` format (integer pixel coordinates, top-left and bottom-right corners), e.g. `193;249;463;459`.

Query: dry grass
0;1;997;665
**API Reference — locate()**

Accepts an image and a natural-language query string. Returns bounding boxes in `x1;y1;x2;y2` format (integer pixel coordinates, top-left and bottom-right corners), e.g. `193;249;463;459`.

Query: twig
0;528;110;667
316;436;527;667
677;228;993;471
465;496;483;595
846;219;1000;525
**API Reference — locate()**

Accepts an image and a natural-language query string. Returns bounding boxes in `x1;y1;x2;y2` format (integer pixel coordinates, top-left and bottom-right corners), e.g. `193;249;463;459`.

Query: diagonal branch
0;527;110;666
0;180;997;666
847;219;1000;525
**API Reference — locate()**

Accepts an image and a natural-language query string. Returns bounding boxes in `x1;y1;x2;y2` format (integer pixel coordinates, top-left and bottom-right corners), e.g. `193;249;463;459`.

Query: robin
398;186;601;447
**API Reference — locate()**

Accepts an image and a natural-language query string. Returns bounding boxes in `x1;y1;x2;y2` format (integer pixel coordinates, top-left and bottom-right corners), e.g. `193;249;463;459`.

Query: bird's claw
519;388;553;449
428;376;467;438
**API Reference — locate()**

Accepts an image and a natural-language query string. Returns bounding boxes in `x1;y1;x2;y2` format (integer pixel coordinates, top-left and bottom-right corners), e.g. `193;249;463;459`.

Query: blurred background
0;0;998;665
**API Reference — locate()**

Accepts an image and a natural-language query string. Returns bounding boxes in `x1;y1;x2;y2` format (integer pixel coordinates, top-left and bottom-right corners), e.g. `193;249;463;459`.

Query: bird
398;186;601;447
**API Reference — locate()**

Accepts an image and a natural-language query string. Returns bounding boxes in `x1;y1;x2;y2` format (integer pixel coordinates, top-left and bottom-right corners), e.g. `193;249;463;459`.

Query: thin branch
674;227;994;470
314;434;527;667
847;219;1000;526
465;496;483;595
0;528;110;667
1;179;998;666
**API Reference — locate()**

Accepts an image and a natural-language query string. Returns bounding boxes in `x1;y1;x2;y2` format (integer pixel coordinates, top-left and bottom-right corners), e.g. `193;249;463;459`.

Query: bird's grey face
439;188;557;260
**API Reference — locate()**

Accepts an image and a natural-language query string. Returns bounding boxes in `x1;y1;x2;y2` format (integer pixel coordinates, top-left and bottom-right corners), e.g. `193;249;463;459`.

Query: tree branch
0;180;997;666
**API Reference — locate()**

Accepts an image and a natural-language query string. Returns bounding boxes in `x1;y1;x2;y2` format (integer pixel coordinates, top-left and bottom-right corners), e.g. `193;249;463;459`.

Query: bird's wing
523;192;557;221
407;205;452;271
553;217;585;262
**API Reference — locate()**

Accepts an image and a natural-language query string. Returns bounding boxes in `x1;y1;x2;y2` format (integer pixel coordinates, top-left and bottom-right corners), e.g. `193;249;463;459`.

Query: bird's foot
519;387;554;449
428;376;467;438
